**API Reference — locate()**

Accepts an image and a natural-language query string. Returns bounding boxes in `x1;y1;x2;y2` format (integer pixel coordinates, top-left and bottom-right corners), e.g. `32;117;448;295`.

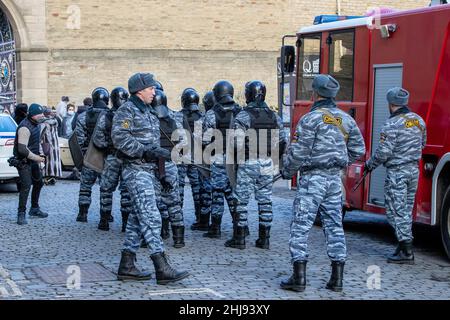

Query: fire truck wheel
441;186;450;259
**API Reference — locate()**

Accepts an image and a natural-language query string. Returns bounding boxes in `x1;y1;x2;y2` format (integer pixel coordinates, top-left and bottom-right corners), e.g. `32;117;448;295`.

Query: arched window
0;8;16;113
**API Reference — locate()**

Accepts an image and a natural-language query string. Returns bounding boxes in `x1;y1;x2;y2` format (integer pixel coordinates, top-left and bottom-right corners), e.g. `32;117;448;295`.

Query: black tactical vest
85;107;106;148
213;103;241;152
182;109;203;133
104;110;115;153
14;118;41;159
159;116;178;151
245;106;278;159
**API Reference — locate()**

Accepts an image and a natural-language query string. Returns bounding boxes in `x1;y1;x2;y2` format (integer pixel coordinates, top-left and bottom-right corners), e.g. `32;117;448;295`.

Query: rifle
159;127;212;177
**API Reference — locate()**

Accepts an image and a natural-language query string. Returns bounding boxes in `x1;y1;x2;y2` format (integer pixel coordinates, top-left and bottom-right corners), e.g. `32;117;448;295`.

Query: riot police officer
151;89;186;248
280;74;365;292
193;91;216;231
365;87;426;264
177;88;204;227
202;81;241;238
225;81;288;250
92;86;132;232
113;72;188;284
75;87;110;223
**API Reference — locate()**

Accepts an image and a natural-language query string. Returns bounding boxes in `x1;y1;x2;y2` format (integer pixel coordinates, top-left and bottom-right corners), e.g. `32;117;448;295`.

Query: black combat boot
280;261;307;292
76;205;89;222
255;225;270;249
151;252;189;285
161;218;170;240
326;261;345;292
117;250;152;281
203;215;221;238
29;207;48;218
387;240;415;264
191;213;210;231
121;212;129;233
98;211;110;231
17;211;27;225
172;225;185;248
224;225;246;249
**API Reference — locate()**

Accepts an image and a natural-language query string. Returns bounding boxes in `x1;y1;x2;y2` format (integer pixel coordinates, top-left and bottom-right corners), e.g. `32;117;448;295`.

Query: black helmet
155;81;164;92
92;87;110;105
245;80;266;104
213;80;234;104
110;87;129;109
151;89;170;118
202;91;215;112
181;88;200;111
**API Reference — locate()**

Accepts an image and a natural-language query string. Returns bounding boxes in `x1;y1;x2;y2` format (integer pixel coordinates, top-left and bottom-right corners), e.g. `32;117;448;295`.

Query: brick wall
45;0;430;108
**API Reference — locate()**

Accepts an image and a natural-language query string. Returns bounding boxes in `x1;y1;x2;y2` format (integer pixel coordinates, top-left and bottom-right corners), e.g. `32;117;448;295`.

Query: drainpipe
336;0;341;15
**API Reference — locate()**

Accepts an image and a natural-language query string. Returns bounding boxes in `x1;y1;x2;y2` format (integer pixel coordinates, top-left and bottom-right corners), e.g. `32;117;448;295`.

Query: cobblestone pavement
0;176;449;300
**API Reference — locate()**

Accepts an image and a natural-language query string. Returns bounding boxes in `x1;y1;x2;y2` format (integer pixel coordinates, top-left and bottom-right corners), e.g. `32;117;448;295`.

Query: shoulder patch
380;132;387;143
122;119;130;129
404;119;421;130
322;114;342;126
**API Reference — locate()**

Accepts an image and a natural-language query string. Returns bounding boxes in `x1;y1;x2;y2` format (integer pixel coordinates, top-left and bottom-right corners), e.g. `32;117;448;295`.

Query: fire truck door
369;64;403;206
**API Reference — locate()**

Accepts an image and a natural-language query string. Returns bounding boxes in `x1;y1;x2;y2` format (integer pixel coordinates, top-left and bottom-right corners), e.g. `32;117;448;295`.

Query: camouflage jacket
284;99;366;176
366;106;426;170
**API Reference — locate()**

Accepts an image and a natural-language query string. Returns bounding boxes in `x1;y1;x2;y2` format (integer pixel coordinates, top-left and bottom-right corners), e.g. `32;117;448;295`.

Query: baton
352;170;369;192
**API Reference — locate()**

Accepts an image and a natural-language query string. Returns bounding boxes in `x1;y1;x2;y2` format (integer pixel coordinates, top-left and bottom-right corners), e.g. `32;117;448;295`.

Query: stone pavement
0;177;449;300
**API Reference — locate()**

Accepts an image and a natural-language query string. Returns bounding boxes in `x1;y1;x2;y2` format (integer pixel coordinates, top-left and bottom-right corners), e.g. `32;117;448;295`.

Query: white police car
0;113;19;184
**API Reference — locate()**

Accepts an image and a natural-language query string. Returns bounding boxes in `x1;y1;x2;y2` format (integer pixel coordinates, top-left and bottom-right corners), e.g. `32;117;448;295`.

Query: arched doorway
0;7;16;113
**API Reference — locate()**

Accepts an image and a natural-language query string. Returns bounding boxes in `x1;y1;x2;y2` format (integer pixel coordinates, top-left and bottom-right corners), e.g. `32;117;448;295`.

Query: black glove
159;176;173;192
364;161;372;174
143;146;172;162
280;169;291;180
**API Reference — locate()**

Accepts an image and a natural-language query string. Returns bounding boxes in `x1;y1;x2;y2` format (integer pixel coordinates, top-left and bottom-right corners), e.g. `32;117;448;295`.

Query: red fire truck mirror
281;46;296;73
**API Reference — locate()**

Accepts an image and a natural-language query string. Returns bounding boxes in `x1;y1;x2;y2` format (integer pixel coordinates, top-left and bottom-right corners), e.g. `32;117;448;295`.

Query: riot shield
68;132;83;170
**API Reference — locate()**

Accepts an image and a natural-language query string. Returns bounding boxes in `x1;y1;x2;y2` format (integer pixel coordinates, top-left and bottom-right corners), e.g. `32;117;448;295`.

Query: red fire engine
279;3;450;258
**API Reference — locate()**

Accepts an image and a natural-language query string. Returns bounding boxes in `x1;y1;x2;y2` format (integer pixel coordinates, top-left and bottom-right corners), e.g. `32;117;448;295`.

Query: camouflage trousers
153;161;184;226
178;164;201;215
78;166;101;208
199;171;212;218
99;154;132;221
385;166;419;242
235;159;274;228
211;162;236;221
290;172;346;263
122;163;164;255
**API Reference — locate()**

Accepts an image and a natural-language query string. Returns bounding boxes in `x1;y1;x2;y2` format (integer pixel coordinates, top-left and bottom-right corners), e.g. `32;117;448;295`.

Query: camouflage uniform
92;110;132;231
233;102;288;229
366;106;426;242
75;102;108;211
112;95;164;255
176;109;203;219
283;98;365;262
202;102;241;232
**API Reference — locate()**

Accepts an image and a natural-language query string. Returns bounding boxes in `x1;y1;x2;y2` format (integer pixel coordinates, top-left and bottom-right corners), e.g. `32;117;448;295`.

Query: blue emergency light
313;15;363;25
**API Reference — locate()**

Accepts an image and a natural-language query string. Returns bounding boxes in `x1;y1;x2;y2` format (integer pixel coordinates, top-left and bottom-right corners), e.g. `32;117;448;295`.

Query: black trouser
18;162;43;213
